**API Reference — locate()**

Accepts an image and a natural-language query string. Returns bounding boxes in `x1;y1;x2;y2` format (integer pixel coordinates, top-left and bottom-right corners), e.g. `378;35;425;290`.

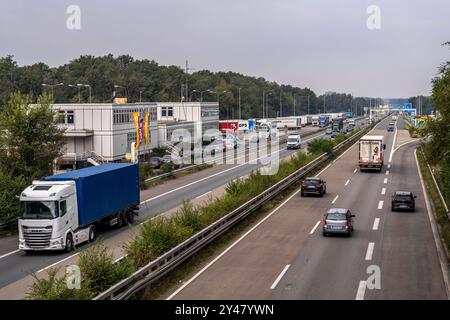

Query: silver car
322;208;355;237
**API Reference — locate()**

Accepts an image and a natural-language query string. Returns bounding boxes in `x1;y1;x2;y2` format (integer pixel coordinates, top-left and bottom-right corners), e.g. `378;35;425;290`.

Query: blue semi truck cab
18;163;140;252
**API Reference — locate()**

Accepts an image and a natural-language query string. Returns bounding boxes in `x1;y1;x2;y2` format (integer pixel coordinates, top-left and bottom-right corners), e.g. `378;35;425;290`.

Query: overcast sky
1;0;449;98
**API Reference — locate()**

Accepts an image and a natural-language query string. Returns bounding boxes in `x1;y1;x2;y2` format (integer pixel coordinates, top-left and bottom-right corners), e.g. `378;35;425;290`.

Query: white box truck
358;135;386;171
287;134;301;149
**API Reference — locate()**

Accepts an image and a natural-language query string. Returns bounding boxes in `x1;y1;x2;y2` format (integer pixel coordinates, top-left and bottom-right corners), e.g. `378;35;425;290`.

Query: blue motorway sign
390;103;412;109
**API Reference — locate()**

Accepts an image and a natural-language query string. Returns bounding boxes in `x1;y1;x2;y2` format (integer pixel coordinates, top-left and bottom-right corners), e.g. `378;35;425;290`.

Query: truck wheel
65;233;74;252
88;226;96;242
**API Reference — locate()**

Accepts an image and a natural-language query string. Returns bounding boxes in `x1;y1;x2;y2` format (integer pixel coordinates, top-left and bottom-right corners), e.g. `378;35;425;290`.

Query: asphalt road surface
169;116;448;300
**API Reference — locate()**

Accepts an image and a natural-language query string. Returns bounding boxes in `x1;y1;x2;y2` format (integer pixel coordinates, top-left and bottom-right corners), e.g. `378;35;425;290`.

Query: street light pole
238;87;241;120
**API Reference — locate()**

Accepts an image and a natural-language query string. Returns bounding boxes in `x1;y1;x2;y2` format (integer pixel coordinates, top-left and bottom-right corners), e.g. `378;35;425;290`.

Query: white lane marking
345;179;350;186
0;249;20;260
195;191;212;200
143;133;325;204
365;242;375;260
37;253;79;273
383;178;388;184
353;168;358;174
415;149;450;298
390;139;419;163
372;218;380;230
310;221;321;235
386;170;390;175
332;195;339;204
166;185;302;299
388;124;398;163
270;264;291;289
378;200;384;210
356;281;367;300
388;164;391;169
381;188;386;195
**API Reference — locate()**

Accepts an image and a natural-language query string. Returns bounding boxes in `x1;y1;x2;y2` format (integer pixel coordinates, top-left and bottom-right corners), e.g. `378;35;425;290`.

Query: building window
67;111;74;124
161;107;173;117
57;110;75;124
58;111;65;123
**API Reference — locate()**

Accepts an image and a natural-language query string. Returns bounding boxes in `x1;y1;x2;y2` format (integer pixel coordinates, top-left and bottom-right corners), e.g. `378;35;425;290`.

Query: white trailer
358;135;386;172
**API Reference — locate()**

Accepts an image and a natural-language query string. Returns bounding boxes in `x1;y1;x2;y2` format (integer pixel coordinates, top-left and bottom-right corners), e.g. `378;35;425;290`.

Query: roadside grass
417;147;450;258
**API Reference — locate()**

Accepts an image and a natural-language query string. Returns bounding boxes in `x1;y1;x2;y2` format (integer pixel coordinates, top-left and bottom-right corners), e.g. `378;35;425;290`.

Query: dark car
323;208;355;237
391;191;416;212
387;123;395;132
149;157;162;169
301;177;326;197
330;131;338;138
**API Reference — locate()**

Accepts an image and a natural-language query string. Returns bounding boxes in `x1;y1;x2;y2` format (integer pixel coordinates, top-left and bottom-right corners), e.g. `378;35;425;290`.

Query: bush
27;268;93;300
333;133;347;145
174;200;205;233
307;138;334;155
0;167;27;223
125;216;193;269
160;162;174;173
139;162;154;189
152;147;166;156
78;243;134;294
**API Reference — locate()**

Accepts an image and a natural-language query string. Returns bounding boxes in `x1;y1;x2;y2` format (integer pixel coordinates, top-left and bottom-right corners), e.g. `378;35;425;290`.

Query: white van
287;134;302;149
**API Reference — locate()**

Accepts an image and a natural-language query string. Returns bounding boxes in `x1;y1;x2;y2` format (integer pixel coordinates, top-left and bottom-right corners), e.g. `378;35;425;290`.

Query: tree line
0;54;381;119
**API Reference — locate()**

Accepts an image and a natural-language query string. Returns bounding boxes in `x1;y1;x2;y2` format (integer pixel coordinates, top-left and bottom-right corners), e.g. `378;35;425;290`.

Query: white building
50;102;219;166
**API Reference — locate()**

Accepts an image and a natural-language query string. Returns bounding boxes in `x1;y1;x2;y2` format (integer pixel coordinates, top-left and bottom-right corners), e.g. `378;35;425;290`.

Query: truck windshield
288;137;299;143
20;201;59;220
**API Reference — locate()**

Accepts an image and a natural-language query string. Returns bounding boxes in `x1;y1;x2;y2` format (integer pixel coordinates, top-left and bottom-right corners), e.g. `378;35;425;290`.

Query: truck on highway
358;135;386;171
18;163;140;252
274;117;302;130
318;115;330;128
332;117;344;132
287;134;301;149
346;111;353;118
311;116;319;126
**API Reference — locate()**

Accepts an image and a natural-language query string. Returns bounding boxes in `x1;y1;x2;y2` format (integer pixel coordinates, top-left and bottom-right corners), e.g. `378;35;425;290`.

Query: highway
169;116;449;300
0;119;368;295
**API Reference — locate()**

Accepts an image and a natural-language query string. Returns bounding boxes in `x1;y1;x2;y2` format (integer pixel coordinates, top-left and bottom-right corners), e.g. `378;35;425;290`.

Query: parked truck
18;163;140;252
358;135;386;172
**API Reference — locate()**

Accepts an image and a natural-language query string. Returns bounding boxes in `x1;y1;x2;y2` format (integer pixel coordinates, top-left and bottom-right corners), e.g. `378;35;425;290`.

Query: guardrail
94;125;370;300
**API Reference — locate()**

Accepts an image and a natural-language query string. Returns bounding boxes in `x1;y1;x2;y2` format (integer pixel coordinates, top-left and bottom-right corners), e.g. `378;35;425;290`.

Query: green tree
424;42;450;201
0;93;65;223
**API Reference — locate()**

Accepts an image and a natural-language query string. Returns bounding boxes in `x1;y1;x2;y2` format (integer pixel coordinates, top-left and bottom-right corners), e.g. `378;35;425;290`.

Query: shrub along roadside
26;243;134;300
417;147;450;256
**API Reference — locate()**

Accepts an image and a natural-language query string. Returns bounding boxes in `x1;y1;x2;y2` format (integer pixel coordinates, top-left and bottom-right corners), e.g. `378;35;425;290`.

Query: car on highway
387;123;395;132
149;156;162;169
330;131;338;138
325;128;333;135
301;177;326;197
323;208;355;237
391;191;416;212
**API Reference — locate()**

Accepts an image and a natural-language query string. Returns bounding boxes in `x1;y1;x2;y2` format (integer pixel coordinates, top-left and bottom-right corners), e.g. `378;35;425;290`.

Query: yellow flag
144;112;150;146
133;112;140;149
